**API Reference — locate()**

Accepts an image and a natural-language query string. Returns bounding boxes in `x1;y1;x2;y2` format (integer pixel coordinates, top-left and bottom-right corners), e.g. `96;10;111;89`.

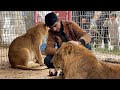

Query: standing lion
8;22;48;70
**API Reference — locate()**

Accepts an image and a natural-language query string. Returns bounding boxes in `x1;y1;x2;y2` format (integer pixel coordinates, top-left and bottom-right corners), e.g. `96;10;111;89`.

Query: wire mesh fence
72;11;120;52
0;11;34;68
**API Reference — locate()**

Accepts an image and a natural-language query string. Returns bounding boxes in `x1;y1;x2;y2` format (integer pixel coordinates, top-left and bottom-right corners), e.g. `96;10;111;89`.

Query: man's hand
69;41;81;45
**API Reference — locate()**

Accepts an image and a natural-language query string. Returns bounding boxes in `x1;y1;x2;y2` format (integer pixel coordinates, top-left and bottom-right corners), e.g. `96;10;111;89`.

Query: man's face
111;16;116;21
49;21;61;32
109;15;116;21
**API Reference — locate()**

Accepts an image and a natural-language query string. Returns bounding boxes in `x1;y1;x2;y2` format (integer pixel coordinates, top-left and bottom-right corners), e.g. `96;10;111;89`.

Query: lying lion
8;22;48;70
51;41;120;79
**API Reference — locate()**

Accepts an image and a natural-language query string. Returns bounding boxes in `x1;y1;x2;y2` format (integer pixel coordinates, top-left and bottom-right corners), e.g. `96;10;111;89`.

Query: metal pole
68;11;72;21
34;11;38;25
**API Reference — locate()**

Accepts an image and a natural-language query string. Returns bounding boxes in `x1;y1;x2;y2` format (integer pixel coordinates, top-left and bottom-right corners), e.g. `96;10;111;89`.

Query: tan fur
51;41;120;79
8;22;49;70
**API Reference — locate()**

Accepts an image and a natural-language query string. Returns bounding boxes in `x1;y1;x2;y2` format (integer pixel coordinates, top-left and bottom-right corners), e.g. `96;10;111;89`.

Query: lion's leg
33;45;44;66
16;48;40;68
9;48;30;68
17;48;30;66
34;50;44;65
34;51;39;63
38;50;44;65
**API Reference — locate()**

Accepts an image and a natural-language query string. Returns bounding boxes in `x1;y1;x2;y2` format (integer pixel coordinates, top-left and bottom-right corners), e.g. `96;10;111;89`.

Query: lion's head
36;22;49;35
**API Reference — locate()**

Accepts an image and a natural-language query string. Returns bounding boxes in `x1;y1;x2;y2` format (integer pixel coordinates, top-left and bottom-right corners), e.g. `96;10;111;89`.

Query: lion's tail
15;65;47;70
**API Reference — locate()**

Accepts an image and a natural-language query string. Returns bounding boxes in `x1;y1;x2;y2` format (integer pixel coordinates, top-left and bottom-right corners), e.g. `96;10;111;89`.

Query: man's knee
44;55;52;66
44;55;54;68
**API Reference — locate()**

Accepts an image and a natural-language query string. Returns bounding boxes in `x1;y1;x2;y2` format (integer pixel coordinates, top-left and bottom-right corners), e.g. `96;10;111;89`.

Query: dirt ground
0;52;120;79
0;67;51;79
0;54;56;79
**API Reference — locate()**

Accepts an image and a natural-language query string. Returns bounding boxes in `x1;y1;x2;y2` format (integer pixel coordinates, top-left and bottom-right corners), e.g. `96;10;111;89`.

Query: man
96;11;110;48
44;12;91;76
103;13;119;50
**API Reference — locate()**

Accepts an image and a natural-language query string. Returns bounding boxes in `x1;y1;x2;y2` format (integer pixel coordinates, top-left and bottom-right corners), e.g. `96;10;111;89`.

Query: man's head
110;13;117;21
45;12;61;32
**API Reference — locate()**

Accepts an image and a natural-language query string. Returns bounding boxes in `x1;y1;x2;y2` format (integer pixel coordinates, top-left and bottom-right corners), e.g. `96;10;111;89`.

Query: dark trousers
44;55;54;68
103;29;109;45
44;43;91;68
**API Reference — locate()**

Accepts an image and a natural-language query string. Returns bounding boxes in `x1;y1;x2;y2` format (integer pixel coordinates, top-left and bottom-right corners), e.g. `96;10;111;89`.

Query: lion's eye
55;53;62;56
56;54;59;57
56;53;62;55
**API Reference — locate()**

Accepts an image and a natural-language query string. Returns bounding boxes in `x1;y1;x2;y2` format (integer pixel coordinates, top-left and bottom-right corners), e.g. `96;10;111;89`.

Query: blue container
40;35;47;53
40;35;58;53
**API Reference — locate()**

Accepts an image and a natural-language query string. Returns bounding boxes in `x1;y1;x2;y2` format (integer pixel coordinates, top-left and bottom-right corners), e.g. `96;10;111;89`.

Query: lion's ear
64;44;73;55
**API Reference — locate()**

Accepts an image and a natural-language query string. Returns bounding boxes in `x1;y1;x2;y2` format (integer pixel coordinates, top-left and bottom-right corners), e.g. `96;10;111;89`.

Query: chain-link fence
0;11;34;68
72;11;120;52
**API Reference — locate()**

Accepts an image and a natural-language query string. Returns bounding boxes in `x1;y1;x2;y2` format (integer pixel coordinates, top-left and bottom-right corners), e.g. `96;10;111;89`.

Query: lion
51;41;120;79
8;22;49;70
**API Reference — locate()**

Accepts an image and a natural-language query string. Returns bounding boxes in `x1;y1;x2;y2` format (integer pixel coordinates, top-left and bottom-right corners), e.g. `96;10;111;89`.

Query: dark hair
45;12;58;27
110;13;117;18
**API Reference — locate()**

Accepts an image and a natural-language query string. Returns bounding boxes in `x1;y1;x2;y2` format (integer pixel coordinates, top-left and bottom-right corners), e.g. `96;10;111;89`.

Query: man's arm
71;21;91;45
116;20;119;28
45;31;57;55
103;19;109;27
